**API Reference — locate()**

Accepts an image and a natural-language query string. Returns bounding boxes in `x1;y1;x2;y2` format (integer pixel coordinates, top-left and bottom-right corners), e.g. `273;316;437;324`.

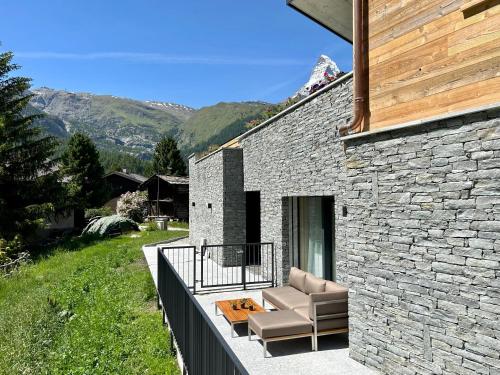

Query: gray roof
157;175;189;185
140;174;189;188
105;171;147;184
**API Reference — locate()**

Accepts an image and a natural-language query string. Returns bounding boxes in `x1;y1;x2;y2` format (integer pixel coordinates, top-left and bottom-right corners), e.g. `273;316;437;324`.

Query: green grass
0;231;182;375
168;221;189;230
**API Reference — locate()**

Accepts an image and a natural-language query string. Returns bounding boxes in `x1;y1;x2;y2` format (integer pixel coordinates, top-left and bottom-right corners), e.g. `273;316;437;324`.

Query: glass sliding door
299;197;325;277
289;196;335;280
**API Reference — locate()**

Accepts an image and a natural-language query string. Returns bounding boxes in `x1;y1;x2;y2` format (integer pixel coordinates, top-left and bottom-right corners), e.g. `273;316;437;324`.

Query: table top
215;298;266;324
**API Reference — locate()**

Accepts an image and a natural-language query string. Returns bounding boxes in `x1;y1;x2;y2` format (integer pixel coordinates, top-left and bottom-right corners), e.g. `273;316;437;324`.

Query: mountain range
29;55;341;158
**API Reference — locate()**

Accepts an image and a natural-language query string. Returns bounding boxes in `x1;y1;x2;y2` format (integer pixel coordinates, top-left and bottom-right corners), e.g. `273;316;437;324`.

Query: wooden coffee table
215;298;266;337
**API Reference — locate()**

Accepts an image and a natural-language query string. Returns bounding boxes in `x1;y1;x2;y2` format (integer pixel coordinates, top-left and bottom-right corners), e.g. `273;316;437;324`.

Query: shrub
0;236;23;265
81;215;139;237
116;191;148;223
84;207;113;221
143;221;159;232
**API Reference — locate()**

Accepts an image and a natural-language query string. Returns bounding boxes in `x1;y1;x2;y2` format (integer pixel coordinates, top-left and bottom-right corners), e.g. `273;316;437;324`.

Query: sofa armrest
309;292;348;320
310;291;347;303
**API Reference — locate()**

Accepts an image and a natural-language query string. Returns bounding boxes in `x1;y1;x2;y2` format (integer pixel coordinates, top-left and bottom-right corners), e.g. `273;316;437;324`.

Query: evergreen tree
61;133;108;214
152;136;186;176
99;148;153;176
0;51;63;246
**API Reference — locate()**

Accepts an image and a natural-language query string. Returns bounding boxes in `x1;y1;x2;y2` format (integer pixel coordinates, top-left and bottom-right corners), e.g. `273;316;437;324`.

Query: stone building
189;0;500;373
189;74;500;373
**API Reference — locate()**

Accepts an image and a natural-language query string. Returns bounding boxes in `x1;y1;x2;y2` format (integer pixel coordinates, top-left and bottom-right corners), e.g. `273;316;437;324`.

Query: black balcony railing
160;245;196;293
157;248;248;375
201;243;275;290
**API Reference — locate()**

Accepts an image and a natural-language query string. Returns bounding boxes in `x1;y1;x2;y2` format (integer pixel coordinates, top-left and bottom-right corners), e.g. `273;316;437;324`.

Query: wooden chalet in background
140;175;189;221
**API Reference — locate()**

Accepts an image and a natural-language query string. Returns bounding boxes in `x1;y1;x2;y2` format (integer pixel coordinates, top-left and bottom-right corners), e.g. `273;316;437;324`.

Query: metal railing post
193;246;197;294
271;243;275;287
201;246;204;289
242;245;246;290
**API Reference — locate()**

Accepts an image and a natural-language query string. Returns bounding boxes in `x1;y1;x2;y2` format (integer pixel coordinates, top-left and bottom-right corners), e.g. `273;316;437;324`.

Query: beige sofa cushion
248;310;312;339
325;280;347;293
295;307;348;331
288;267;307;292
304;273;326;294
263;286;309;310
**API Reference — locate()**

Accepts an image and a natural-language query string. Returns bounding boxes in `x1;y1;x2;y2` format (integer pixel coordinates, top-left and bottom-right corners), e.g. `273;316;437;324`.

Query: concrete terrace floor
143;238;376;375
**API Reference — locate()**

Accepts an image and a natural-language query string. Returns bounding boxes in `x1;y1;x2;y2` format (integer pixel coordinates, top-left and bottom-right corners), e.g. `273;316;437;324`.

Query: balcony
143;238;375;375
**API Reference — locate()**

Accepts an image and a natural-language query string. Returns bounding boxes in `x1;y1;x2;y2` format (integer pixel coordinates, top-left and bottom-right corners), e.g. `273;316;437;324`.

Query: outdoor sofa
248;267;348;356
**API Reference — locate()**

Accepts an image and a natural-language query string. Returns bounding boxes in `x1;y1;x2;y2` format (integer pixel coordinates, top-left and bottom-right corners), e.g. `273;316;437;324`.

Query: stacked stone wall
189;152;225;247
189;73;500;373
189;149;246;266
241;76;353;284
344;109;500;374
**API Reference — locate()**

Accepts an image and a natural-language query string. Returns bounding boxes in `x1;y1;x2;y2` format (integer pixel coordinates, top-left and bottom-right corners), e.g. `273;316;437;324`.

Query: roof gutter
339;0;365;136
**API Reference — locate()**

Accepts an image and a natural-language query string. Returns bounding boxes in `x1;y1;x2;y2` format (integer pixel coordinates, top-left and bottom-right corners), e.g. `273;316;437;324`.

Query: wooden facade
141;175;189;221
104;171;146;198
103;171;146;212
367;0;500;130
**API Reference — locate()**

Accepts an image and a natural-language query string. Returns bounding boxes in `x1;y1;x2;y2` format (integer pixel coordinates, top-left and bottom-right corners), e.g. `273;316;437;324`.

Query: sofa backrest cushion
304;273;326;294
325;280;346;293
288;267;307;293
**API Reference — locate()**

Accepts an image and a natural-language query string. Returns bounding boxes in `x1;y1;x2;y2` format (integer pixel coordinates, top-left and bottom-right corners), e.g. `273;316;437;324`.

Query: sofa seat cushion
263;286;309;310
294;307;348;331
248;310;312;339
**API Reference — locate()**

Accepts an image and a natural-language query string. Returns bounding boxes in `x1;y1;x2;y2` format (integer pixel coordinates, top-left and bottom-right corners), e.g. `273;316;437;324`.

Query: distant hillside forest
99;149;153;176
30;87;274;163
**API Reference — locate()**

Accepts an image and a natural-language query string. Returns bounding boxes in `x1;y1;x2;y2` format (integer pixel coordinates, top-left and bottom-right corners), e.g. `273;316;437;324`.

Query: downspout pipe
339;0;365;136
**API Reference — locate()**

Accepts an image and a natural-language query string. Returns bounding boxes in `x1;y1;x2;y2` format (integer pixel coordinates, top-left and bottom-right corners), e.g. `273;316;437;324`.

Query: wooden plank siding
367;0;500;130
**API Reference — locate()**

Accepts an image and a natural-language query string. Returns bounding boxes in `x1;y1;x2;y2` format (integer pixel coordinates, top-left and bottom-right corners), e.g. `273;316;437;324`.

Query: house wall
104;174;140;198
368;0;500;130
241;77;353;284
173;184;189;221
189;148;246;262
188;71;500;373
240;74;500;373
344;108;500;374
222;149;246;246
189;151;225;247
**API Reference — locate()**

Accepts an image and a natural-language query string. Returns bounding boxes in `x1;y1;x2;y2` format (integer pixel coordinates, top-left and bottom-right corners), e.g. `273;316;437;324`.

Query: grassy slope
178;102;270;153
87;96;188;133
66;96;186;153
0;231;182;375
167;221;189;230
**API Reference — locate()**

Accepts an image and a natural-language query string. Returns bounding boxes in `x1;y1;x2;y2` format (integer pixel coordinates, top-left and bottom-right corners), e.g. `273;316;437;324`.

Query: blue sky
1;0;352;108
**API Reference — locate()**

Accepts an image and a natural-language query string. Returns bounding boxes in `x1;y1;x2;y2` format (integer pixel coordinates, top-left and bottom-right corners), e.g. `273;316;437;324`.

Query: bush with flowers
116;191;148;223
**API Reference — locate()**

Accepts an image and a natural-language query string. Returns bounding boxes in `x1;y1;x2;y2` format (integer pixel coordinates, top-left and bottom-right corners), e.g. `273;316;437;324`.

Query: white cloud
14;51;309;66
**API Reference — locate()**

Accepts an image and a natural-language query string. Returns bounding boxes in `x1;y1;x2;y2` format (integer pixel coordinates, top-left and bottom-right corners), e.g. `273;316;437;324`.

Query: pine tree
61;133;108;216
152;136;186;176
0;51;63;247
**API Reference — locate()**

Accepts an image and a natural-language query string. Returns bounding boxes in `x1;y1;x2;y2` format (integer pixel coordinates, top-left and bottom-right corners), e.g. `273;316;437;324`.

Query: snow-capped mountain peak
293;55;341;98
